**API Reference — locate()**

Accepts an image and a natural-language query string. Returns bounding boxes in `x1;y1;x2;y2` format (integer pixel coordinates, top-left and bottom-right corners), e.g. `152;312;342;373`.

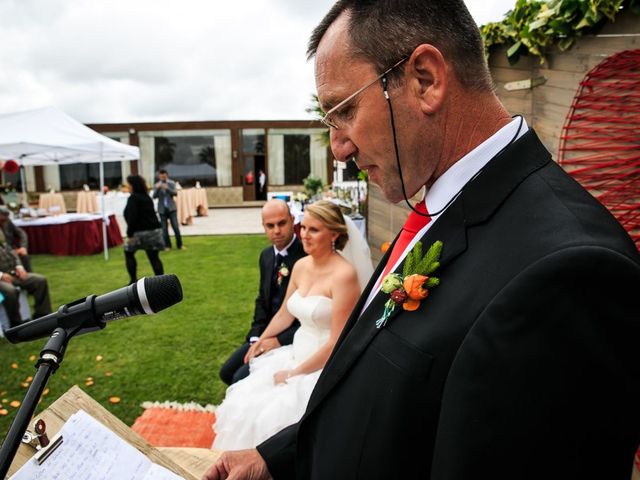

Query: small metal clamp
20;418;63;464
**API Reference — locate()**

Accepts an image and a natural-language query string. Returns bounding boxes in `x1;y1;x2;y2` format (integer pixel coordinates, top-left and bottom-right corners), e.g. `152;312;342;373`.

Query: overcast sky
0;0;516;124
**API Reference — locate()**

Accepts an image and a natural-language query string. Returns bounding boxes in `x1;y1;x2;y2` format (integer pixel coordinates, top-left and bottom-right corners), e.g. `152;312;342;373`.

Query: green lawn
0;234;269;437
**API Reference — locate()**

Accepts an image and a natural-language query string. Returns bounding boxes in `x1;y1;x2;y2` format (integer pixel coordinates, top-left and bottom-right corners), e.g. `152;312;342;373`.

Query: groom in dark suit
219;199;306;385
205;1;640;478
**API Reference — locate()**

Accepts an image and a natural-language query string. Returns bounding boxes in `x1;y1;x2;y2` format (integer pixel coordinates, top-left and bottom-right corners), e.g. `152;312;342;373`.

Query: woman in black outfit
123;175;164;285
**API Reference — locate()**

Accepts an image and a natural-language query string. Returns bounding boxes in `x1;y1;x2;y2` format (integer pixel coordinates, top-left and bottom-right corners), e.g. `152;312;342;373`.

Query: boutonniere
376;240;443;329
277;262;289;285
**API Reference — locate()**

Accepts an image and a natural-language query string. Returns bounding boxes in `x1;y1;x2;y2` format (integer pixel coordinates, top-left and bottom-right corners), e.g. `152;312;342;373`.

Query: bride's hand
273;370;293;385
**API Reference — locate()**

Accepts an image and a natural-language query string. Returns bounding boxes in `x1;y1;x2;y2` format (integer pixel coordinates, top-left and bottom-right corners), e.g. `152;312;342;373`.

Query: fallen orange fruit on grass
109;396;121;404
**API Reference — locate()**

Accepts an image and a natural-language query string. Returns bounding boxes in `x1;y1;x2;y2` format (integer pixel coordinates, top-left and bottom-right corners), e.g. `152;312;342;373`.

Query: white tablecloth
14;213;107;227
95;192;130;216
38;193;67;214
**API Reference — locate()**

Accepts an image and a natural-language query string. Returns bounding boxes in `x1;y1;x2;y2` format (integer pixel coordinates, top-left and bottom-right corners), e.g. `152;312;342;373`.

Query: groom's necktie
379;200;430;281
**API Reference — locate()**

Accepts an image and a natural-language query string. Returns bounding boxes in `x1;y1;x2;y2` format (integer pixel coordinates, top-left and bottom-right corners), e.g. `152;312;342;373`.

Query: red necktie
379;200;431;281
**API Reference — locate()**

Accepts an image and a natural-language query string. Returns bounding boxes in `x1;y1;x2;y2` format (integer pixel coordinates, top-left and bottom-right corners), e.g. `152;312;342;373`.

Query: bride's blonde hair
304;200;349;250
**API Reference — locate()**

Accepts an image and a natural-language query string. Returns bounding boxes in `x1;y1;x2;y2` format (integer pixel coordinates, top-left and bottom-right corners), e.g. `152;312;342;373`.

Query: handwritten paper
10;410;183;480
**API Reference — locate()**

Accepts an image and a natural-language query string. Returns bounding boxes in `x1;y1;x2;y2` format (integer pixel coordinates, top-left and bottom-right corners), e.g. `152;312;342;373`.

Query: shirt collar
424;116;529;220
273;234;297;257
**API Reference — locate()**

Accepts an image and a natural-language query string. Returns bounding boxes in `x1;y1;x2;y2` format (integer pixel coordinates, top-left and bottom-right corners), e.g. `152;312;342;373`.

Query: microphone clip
52;294;105;334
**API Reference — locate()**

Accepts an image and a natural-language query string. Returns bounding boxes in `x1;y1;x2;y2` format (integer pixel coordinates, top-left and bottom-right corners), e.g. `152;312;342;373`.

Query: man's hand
202;449;271;480
15;247;27;256
244;339;263;364
15;266;27;281
0;273;13;283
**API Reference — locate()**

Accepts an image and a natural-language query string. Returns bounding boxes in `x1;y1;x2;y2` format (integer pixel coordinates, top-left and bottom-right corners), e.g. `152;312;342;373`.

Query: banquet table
76;191;98;213
176;188;209;225
96;191;130;216
14;213;123;255
38;193;67;214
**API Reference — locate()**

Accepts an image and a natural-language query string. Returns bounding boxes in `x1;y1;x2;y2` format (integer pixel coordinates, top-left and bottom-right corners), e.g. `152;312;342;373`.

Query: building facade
17;119;331;207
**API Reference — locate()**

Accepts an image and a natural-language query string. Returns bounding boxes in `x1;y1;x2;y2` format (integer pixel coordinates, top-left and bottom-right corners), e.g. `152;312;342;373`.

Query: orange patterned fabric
131;407;216;448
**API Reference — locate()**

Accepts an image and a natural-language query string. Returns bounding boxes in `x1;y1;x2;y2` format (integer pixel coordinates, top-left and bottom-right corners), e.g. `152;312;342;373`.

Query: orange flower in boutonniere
376;241;442;328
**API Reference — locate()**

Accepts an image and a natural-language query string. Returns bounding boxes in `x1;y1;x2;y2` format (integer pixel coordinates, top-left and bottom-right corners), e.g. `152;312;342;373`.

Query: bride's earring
331;239;336;252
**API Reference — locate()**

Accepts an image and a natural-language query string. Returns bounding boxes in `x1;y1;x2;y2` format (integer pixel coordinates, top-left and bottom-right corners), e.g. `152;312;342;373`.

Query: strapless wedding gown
213;290;332;450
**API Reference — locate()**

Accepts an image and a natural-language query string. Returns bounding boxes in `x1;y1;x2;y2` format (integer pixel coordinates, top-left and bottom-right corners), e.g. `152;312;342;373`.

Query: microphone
4;274;183;344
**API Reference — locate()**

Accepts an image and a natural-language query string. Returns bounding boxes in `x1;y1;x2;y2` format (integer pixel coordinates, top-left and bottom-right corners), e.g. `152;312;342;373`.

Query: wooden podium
7;385;220;479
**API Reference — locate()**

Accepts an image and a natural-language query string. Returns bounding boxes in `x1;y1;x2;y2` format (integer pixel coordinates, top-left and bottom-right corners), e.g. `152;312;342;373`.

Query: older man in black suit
204;1;640;479
219;199;306;385
0;206;31;272
0;228;51;328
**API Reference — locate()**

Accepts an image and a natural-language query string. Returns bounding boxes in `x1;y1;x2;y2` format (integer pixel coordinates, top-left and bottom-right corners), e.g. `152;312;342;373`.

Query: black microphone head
141;274;183;313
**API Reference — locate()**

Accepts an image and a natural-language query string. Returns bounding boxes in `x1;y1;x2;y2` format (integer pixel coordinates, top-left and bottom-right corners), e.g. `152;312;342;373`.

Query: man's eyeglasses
320;57;408;130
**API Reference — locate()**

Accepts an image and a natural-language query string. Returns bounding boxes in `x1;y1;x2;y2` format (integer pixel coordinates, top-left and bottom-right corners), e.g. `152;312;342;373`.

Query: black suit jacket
257;131;640;479
247;236;306;346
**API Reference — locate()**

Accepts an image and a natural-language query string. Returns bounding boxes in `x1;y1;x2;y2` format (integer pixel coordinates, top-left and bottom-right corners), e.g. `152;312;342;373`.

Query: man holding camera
153;169;183;250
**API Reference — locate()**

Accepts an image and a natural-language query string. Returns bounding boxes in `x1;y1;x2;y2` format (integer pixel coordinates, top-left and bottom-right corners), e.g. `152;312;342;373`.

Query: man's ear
407;44;448;115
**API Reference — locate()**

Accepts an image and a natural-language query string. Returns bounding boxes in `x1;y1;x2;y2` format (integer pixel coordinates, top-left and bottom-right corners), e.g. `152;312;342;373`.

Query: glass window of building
284;135;310;184
59;161;122;190
342;159;361;181
2;170;21;192
241;129;266;200
154;132;232;187
268;129;327;186
58;135;124;190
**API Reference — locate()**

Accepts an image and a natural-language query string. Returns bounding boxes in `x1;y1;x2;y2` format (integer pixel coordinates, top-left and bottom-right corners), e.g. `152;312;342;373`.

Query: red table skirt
22;215;123;255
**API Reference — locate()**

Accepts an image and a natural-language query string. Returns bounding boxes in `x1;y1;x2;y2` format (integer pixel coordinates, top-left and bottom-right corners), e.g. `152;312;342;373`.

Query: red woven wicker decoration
558;49;640;250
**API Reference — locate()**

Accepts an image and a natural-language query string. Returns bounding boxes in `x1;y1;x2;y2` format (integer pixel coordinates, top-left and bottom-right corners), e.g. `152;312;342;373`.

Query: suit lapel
306;203;467;413
264;248;275;309
335;230;401;339
305;130;551;415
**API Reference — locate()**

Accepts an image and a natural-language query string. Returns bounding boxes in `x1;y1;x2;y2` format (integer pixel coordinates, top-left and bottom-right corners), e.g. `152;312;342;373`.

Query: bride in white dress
213;201;373;450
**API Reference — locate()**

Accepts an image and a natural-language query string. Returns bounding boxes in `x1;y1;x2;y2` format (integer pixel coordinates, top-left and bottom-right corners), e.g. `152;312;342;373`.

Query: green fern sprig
416;240;443;275
403;241;422;277
425;277;440;288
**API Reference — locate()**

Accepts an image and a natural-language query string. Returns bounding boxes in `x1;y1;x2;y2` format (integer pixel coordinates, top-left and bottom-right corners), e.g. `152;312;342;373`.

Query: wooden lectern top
8;385;219;479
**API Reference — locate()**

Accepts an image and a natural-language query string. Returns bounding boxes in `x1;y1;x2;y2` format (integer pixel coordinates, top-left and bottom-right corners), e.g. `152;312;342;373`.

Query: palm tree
306;94;329;146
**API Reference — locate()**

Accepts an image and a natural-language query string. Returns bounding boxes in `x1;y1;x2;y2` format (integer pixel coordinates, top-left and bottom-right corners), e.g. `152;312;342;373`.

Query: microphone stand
0;296;103;478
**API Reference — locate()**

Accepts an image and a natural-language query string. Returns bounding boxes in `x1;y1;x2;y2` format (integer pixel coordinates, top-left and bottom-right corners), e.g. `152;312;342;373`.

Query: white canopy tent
0;106;140;259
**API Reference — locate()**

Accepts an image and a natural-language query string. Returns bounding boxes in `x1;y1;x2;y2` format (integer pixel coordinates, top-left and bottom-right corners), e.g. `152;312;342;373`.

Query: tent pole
19;164;27;208
100;146;108;261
